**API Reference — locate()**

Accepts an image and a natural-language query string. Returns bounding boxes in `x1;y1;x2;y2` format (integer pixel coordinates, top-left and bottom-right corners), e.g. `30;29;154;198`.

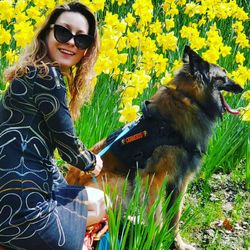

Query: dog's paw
175;243;197;250
175;234;197;250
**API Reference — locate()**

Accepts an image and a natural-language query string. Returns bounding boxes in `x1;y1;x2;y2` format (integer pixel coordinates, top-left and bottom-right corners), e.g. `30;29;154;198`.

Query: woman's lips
58;48;75;56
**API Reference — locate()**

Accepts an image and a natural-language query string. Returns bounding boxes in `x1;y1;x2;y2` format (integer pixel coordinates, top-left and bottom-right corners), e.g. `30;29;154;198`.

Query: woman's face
47;11;89;70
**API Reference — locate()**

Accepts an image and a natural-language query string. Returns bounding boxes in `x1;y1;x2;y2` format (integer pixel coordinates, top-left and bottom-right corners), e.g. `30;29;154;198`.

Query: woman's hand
91;155;103;176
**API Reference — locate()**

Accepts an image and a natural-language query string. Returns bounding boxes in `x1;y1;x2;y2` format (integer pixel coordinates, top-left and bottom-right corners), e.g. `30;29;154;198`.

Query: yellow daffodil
230;66;250;88
127;31;141;48
121;86;138;105
198;17;206;27
94;56;112;75
220;45;232;58
149;20;162;35
236;51;245;65
172;60;183;73
26;7;41;20
14;21;35;48
5;50;19;65
233;5;248;21
178;0;186;6
168;3;179;17
184;3;198;17
242;91;250;100
1;0;249;124
161;72;173;86
163;1;179;16
141;37;157;53
116;0;127;6
124;13;136;27
132;0;153;26
154;55;168;77
190;36;206;51
236;33;250;48
15;12;29;23
157;32;177;52
202;49;220;64
89;0;105;12
165;18;175;31
104;12;120;27
0;26;11;45
133;70;151;94
0;0;14;22
118;53;128;65
232;21;244;33
119;103;140;123
15;0;27;14
117;36;127;51
241;104;250;122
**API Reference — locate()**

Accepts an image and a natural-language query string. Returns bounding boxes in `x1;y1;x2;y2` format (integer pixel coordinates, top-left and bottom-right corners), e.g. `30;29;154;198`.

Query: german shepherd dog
66;46;243;250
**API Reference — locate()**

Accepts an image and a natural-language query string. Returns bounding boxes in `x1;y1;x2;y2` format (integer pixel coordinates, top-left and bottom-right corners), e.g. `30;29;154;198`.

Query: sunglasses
50;24;94;50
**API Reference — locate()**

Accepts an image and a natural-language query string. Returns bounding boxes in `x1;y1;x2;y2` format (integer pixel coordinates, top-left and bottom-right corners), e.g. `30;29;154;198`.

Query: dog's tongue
220;93;240;115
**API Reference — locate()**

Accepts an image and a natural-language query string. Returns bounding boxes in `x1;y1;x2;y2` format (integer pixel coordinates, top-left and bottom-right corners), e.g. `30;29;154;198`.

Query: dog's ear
183;45;209;80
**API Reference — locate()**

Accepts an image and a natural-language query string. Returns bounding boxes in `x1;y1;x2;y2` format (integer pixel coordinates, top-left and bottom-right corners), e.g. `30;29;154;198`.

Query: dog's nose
223;79;243;93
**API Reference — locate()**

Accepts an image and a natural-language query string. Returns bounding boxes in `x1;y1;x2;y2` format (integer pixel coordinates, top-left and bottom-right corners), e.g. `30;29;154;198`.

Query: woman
0;2;107;250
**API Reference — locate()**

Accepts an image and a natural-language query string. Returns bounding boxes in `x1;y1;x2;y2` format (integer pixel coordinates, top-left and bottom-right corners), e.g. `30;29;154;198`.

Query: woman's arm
33;66;96;172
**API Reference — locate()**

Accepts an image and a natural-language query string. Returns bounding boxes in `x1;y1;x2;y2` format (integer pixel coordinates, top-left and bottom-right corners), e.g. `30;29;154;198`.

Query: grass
181;161;249;249
75;74;122;147
102;175;179;250
247;129;250;189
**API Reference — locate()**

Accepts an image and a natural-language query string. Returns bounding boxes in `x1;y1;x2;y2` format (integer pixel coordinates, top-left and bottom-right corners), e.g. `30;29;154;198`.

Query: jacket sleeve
32;66;96;172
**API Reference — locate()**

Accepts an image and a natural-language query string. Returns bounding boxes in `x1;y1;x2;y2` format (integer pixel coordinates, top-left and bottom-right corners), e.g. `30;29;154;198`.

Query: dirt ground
181;164;250;250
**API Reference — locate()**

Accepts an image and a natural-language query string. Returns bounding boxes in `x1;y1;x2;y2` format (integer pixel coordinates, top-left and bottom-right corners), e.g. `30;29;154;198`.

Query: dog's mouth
220;93;240;115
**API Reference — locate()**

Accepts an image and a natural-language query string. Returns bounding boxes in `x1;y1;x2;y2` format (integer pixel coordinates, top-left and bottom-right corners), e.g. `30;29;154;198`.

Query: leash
98;119;140;157
91;118;140;185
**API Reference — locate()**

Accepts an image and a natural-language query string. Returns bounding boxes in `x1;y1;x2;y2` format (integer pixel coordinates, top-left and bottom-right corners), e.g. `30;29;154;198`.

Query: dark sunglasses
50;24;94;50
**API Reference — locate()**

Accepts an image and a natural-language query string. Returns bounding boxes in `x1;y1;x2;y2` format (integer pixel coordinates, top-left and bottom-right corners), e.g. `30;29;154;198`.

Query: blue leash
98;120;138;157
91;118;140;183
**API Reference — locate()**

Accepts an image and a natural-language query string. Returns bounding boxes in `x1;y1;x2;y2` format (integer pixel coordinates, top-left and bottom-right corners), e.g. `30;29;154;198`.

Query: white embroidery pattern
0;67;88;249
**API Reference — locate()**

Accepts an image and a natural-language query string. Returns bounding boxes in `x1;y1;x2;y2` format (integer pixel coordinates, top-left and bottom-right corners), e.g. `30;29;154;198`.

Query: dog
66;46;243;250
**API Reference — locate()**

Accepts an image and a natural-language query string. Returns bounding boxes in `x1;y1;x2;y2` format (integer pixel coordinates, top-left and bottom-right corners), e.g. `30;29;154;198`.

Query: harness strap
121;131;147;144
98;118;140;157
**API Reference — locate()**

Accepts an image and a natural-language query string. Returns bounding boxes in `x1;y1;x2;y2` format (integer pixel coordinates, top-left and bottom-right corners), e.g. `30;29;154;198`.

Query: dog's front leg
167;174;197;250
175;233;196;250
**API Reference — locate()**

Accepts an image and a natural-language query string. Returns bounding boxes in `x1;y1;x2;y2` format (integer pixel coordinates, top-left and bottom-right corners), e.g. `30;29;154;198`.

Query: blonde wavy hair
5;2;100;121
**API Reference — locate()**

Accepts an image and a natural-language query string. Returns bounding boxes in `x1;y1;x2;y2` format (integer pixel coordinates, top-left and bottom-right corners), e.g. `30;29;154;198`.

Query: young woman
0;2;107;250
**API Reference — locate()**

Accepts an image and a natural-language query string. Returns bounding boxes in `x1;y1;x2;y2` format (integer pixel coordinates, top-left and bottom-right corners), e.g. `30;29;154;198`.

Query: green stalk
246;123;250;189
102;174;181;249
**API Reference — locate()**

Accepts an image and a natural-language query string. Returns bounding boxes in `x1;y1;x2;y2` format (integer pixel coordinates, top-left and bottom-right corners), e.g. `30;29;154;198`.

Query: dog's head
173;45;243;120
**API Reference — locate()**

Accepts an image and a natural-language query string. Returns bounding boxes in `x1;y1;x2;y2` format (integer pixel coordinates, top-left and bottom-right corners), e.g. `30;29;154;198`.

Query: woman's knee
86;187;105;202
85;187;110;224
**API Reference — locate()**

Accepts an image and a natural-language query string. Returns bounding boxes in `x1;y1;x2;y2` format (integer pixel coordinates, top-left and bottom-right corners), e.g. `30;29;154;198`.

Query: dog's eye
214;76;226;84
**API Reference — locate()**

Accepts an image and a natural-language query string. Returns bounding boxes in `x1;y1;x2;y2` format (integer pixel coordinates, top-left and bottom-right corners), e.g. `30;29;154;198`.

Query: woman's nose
66;37;75;46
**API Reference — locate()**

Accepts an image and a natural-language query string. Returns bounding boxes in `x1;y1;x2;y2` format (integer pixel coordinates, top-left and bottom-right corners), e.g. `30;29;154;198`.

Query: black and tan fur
66;46;243;250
